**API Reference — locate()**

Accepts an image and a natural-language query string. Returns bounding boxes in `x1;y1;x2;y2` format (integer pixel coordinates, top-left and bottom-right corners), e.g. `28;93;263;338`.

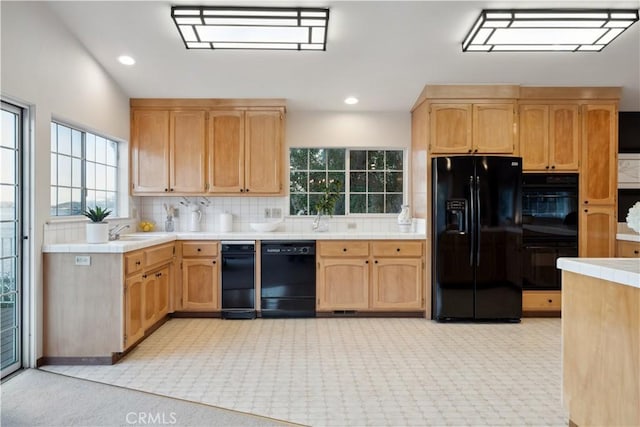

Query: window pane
71;129;82;157
386;193;403;214
57;187;71;215
368;172;384;192
0;184;15;220
58;156;71;187
290;172;308;193
106;141;117;165
50;187;57;216
1;258;16;291
308;193;322;215
85;133;95;161
289;148;308;171
50;123;57;151
368;194;384;213
334;194;345;215
327;149;345;170
95;136;106;162
86;162;95;190
290;194;308;215
106;166;116;192
96;191;107;207
350;150;366;170
385;150;403;170
95;163;106;190
71;158;81;188
50;155;57;185
350;172;366;192
0;147;15;183
350;194;366;213
70;189;82;215
105;192;117;213
309;149;326;170
327;172;344;189
57;125;71;155
386;172;403;192
86;190;96;208
368;150;384;170
308;172;326;192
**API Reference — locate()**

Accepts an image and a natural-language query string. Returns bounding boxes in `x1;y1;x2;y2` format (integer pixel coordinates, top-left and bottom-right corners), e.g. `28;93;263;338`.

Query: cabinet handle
548;299;553;303
197;248;201;252
584;209;588;213
551;165;556;169
164;188;168;192
545;166;549;169
240;189;244;193
135;261;141;265
245;188;250;192
156;272;162;278
634;250;639;255
343;248;347;252
468;149;472;153
584;200;589;204
170;188;174;192
396;248;401;252
365;260;369;264
142;274;147;279
212;260;217;264
474;149;478;153
374;260;378;264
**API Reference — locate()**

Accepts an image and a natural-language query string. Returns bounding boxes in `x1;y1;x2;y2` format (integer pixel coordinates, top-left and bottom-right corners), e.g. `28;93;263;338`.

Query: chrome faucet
109;224;130;240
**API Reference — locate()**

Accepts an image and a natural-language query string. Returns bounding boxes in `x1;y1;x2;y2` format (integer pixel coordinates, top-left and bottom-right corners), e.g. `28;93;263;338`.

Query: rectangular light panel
171;6;330;51
462;9;639;52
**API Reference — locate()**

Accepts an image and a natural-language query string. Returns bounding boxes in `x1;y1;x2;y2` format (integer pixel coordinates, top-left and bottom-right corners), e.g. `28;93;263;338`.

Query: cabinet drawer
372;241;423;257
182;241;218;257
145;243;174;267
616;240;640;258
318;241;369;257
523;291;561;311
124;251;145;276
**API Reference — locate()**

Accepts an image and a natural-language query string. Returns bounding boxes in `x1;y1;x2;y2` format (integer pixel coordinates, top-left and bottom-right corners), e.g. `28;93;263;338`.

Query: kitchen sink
117;233;170;241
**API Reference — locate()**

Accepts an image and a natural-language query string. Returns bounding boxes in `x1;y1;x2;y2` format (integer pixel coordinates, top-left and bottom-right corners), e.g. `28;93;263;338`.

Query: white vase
86;222;109;243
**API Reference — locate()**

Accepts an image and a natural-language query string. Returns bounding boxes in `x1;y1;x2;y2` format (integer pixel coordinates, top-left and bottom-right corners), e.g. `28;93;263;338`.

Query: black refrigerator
432;156;523;322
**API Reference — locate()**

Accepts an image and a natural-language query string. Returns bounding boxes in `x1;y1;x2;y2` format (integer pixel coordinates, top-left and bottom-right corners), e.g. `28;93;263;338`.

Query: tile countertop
557;258;640;289
617;232;640;242
42;231;427;254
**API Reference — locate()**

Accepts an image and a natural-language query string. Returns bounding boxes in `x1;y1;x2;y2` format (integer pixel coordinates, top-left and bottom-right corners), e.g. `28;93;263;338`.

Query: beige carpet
1;369;295;427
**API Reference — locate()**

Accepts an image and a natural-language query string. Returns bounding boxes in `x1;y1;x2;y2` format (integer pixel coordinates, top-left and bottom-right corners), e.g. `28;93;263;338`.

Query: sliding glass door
1;101;23;377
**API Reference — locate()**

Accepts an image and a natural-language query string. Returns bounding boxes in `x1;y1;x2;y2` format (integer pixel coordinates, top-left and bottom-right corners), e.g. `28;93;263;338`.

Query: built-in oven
521;173;579;290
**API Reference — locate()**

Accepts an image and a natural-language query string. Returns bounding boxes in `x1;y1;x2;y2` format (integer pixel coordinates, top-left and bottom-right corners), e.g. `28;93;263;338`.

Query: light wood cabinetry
130;99;285;196
429;102;515;154
523;290;561;313
207;109;283;194
124;274;145;349
579;205;617;258
616;240;640;258
316;240;424;312
181;241;220;311
519;104;580;171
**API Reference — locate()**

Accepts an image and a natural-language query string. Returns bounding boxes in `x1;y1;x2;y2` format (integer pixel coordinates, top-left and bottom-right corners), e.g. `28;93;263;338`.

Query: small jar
165;215;174;232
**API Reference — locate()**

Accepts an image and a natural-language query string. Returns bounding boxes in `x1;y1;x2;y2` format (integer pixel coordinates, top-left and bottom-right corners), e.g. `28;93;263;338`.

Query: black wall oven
522;173;578;290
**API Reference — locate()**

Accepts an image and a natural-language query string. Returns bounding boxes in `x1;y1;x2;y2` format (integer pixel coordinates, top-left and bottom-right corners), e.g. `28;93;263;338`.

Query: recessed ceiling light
118;55;136;65
344;97;359;105
462;9;639;52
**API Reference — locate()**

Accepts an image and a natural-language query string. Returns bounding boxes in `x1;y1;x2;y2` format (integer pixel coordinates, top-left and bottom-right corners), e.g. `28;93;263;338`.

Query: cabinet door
317;258;369;310
124;274;145;349
616;240;640;258
371;258;423;310
245;110;282;193
429;104;472;154
142;274;157;330
169;111;206;193
473;103;516;154
519;104;549;171
155;266;170;319
580;104;617;205
579;206;616;257
131;110;169;193
549;105;580;171
208;110;244;193
182;258;219;310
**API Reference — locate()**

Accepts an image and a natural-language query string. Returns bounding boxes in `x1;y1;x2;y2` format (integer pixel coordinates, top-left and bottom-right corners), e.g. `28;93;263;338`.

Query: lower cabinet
522;290;561;313
142;266;170;331
316;240;424;312
180;241;220;311
579;205;616;257
124;274;145;349
616;240;640;258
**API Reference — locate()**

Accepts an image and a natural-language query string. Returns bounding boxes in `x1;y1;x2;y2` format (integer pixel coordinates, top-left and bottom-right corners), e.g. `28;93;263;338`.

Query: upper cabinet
130;99;285;196
429;102;515;154
207;109;283;194
519;104;580;171
580;103;617;206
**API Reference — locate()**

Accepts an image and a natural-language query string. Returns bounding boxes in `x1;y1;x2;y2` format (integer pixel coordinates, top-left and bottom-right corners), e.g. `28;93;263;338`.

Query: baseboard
170;311;222;318
316;311;424;318
38;356;115;366
522;310;561;318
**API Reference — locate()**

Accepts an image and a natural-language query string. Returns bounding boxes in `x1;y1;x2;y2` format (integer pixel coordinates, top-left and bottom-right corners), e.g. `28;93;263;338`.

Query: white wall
1;2;129;365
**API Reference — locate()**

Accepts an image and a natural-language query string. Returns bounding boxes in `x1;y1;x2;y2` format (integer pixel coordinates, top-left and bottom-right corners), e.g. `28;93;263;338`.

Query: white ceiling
46;0;640;111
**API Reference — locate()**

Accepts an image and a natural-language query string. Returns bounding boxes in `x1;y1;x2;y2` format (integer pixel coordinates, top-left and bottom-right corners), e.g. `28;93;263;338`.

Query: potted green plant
313;180;341;232
83;206;111;243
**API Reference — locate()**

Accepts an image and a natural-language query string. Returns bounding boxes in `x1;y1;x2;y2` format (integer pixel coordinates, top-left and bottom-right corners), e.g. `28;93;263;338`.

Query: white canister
188;206;202;232
219;212;233;232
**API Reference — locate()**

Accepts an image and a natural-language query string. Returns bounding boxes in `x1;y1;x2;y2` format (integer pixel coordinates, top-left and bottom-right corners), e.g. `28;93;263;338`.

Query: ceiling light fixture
118;55;136;65
462;9;639;52
171;6;329;51
344;97;359;105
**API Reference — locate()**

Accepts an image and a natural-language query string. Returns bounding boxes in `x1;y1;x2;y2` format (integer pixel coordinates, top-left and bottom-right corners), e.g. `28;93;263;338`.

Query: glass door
1;101;23;377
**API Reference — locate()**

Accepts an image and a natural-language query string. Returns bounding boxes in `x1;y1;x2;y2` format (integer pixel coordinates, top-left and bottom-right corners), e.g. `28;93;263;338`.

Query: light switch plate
75;255;91;266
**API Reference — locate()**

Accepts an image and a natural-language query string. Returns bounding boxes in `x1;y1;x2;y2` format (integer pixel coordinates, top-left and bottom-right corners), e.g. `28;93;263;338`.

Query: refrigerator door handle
469;175;475;267
476;176;481;266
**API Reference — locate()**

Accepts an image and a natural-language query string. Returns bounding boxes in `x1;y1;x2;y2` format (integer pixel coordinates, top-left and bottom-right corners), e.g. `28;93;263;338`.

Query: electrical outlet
264;208;271;218
75;255;91;266
272;208;282;218
347;222;357;229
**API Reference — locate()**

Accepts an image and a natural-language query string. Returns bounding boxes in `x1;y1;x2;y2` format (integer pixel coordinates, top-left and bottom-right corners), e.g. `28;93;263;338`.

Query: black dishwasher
261;241;316;318
221;241;256;319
